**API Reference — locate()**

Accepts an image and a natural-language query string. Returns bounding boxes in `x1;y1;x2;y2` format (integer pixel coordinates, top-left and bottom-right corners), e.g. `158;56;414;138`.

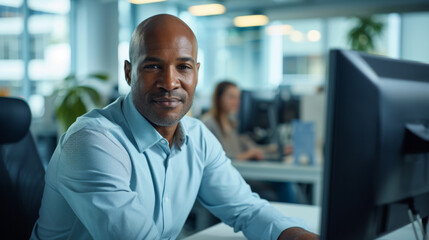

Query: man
31;14;318;240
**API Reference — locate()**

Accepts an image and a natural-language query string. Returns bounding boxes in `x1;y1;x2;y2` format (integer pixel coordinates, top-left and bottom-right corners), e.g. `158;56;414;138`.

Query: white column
74;0;118;86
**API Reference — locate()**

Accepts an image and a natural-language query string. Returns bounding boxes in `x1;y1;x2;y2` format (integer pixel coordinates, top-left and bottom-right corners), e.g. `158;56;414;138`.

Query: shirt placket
159;138;172;239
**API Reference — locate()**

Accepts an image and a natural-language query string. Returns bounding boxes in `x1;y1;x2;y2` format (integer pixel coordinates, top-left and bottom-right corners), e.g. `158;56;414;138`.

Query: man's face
125;28;199;127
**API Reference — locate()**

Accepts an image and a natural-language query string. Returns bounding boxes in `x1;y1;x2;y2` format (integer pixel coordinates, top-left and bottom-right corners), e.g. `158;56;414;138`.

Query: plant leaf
55;89;87;131
64;74;77;82
347;16;385;52
88;73;109;82
77;86;102;106
54;72;110;133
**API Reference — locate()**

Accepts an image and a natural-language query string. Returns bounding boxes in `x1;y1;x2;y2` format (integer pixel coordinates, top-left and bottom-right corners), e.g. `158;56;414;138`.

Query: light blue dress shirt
31;94;307;240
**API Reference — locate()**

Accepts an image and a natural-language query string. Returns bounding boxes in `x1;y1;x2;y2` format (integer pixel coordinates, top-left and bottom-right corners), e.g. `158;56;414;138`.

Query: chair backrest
0;97;46;239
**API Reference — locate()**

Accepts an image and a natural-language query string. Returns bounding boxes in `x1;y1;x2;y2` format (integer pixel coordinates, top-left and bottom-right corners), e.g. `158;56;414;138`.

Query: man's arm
56;129;160;240
197;127;318;240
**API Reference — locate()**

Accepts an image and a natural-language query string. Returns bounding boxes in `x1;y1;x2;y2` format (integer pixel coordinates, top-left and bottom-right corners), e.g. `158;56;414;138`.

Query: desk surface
231;161;322;182
184;202;320;240
232;161;323;205
184;202;416;240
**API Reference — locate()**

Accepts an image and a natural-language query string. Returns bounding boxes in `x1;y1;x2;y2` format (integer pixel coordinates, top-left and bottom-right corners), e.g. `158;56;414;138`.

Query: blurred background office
1;0;429;164
1;0;428;237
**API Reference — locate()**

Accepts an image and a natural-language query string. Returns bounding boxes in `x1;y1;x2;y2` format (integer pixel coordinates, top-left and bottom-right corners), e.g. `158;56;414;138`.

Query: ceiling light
0;0;23;7
128;0;166;4
188;4;226;16
290;30;304;42
234;15;269;28
307;30;321;42
266;24;293;35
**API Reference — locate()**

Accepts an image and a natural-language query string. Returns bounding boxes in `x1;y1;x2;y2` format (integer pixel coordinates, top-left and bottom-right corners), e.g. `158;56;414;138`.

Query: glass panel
27;0;70;118
118;0;132;95
0;2;23;97
222;27;264;89
277;19;324;93
28;14;70;84
0;0;23;8
28;0;69;14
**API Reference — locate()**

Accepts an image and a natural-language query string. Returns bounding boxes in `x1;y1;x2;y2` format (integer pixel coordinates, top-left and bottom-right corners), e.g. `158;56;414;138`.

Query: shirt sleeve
55;129;160;240
197;127;309;240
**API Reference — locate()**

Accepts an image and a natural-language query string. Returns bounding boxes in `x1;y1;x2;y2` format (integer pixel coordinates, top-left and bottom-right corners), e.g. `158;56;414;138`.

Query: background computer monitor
238;88;300;140
321;49;429;240
277;85;301;124
238;89;279;144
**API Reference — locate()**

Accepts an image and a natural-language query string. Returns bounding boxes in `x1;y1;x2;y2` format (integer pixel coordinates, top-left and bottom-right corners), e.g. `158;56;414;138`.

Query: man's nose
157;66;180;91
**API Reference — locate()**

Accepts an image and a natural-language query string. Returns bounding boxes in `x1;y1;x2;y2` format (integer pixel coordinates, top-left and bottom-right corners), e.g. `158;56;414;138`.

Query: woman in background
202;80;299;203
202;81;264;161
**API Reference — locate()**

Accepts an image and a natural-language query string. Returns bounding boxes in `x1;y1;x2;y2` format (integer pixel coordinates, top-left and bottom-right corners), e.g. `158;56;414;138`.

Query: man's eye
178;65;191;70
144;64;160;70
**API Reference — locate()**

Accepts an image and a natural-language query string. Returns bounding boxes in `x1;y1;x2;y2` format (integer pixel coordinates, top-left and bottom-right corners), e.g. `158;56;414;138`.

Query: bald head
124;14;200;131
129;14;198;65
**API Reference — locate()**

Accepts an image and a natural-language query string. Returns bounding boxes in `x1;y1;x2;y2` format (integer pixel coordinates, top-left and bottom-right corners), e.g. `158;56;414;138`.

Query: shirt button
162;139;168;144
164;197;169;202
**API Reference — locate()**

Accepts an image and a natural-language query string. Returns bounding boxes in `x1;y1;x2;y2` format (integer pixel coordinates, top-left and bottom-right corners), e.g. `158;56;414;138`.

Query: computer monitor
321;49;429;240
277;85;300;124
238;89;278;141
238;88;300;133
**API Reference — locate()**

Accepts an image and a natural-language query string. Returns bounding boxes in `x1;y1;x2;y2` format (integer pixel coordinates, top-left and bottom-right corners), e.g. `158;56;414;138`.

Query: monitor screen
321;49;429;240
238;89;278;141
277;85;300;124
238;88;300;134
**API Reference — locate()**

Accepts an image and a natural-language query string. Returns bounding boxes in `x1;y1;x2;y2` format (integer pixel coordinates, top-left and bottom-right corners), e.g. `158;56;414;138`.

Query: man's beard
143;91;193;127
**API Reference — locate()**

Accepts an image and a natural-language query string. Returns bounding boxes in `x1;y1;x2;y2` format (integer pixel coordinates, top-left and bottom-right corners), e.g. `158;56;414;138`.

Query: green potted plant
347;16;385;52
53;73;109;133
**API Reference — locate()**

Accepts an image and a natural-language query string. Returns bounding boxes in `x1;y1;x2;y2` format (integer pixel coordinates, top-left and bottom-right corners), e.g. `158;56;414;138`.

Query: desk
184;202;417;240
232;161;323;205
184;202;320;240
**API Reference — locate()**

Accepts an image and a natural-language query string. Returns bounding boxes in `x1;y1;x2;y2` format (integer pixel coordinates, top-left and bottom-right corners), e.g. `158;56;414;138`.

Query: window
0;0;24;96
0;0;70;117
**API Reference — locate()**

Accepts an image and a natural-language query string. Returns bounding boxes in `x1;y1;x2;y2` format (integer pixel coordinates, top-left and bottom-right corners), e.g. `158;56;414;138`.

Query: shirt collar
175;121;188;150
122;93;188;152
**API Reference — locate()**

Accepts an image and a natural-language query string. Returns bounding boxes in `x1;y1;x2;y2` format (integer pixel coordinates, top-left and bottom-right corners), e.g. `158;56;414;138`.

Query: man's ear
196;62;200;85
124;60;132;86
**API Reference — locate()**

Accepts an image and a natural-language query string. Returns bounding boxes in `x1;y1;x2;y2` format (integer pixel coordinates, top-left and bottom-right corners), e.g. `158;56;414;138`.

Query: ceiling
166;0;429;20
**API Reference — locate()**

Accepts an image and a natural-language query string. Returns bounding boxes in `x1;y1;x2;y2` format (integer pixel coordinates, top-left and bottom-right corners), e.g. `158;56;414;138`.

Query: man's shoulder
181;115;205;131
181;116;216;138
181;116;221;144
63;98;127;142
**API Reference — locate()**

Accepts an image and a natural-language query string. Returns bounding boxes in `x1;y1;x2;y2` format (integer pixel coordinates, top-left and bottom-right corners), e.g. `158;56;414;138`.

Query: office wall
401;12;429;63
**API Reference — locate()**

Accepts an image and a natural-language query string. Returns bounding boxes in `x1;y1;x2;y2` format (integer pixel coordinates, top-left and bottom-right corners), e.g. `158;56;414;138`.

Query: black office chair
0;97;46;239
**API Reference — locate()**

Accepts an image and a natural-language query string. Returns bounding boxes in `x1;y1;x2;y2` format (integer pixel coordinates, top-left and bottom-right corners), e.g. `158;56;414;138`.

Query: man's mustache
149;90;186;101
